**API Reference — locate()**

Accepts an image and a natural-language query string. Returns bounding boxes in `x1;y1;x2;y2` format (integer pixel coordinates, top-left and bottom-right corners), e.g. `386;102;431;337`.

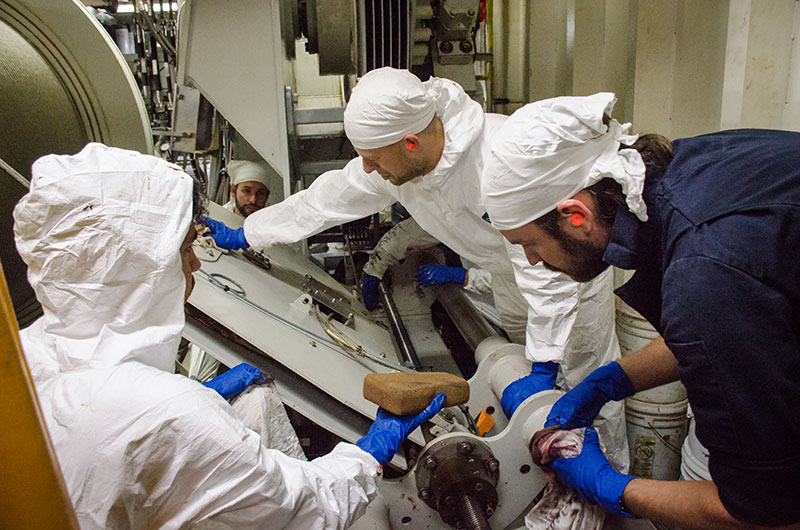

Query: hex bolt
486;458;500;473
459;40;473;53
486;506;495;516
444;495;455;506
457;441;473;455
474;482;484;493
439;41;454;54
423;455;437;469
418;488;432;501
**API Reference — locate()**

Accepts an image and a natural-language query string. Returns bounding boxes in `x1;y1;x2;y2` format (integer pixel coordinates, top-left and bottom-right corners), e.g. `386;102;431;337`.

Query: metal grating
361;0;411;73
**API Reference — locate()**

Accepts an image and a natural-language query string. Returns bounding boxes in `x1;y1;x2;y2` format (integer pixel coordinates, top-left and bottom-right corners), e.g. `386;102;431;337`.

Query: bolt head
444;495;455;506
474;482;484;492
457;441;473;455
418;488;432;501
423;456;437;469
439;40;454;54
486;506;495;516
487;458;500;473
459;40;473;53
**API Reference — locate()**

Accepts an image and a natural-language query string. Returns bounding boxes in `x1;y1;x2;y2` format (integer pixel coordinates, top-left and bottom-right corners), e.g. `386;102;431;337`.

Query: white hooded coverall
243;74;628;469
13;143;380;530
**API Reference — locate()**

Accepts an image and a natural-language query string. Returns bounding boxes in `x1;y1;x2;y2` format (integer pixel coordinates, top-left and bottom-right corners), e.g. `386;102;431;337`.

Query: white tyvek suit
13;143;380;530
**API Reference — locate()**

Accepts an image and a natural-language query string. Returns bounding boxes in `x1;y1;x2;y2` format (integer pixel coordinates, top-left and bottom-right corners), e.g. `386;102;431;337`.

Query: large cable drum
0;0;151;327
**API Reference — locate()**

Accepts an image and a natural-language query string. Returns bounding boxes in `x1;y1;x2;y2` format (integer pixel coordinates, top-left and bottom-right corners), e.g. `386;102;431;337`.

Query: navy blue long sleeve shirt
604;129;800;526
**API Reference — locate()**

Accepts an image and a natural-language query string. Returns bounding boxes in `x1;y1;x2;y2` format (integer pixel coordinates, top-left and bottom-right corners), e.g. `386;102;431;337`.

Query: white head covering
344;67;437;150
482;92;647;230
228;160;271;188
13;142;193;374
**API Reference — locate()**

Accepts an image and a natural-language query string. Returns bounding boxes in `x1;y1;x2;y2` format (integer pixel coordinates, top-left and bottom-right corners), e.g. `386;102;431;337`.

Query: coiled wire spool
0;0;151;327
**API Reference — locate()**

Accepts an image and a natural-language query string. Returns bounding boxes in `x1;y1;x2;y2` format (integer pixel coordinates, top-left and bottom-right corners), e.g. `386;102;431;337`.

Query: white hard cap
344;67;437;150
482;92;647;230
228;160;271;188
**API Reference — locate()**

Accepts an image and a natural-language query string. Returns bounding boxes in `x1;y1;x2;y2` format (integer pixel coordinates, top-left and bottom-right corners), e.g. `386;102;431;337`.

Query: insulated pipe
429;283;500;352
378;280;423;371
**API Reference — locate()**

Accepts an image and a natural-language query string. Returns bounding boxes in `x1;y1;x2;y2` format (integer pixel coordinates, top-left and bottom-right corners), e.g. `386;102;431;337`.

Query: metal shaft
457;494;492;530
430;283;499;351
378;280;423;370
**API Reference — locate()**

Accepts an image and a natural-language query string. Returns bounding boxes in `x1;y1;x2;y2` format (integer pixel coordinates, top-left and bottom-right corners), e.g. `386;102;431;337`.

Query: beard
385;158;429;186
235;199;262;217
542;228;611;283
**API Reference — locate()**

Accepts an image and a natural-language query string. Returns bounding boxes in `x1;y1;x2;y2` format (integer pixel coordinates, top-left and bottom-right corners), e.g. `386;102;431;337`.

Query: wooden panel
0;260;79;529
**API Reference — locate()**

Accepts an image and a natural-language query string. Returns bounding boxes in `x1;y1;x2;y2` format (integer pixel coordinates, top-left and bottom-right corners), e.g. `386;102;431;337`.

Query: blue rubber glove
551;426;636;516
361;274;380;311
501;361;560;418
545;361;634;429
201;216;249;250
202;363;268;400
356;392;446;464
416;264;467;287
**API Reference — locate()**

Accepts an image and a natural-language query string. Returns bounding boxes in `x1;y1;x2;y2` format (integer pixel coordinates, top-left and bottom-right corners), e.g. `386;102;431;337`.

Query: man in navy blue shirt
481;94;800;528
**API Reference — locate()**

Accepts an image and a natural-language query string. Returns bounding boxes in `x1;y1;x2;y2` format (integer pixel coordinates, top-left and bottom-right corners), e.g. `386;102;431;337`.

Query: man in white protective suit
202;67;629;471
12;142;443;530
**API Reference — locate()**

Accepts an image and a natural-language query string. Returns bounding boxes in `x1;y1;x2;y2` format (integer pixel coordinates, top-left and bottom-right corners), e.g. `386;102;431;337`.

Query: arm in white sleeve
166;396;381;530
243;158;393;248
504;240;581;363
362;217;441;279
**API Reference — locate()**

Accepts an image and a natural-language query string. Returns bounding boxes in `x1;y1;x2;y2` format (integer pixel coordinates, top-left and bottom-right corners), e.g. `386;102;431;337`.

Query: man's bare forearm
622;479;798;530
617;336;679;392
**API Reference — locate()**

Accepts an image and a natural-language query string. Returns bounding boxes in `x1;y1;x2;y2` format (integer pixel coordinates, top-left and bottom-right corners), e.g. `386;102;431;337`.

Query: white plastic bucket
626;397;689;480
680;417;711;480
616;299;687;404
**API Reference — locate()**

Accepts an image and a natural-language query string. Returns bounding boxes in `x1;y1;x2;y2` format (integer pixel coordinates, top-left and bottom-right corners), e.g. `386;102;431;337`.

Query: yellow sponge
363;372;470;416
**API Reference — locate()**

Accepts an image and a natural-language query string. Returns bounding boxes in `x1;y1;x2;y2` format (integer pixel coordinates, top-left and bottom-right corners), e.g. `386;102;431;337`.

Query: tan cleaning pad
363;372;470;416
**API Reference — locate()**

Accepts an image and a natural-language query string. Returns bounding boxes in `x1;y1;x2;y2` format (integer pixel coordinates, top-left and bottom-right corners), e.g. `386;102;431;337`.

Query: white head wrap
344;67;437;150
228;160;271;188
482;92;648;230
